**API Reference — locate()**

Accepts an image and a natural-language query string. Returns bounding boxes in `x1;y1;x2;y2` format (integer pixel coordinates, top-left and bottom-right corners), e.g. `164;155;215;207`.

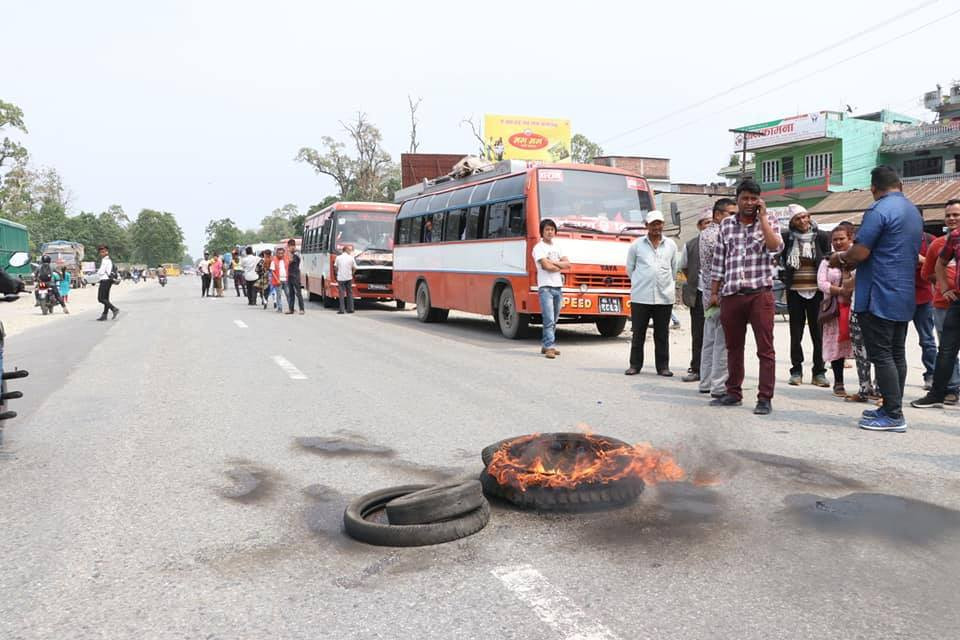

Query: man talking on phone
708;178;783;415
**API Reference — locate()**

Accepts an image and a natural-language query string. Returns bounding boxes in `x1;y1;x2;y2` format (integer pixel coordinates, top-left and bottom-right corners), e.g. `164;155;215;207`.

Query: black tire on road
321;279;336;308
385;479;485;525
343;484;490;547
596;316;628;337
415;282;448;323
479;468;643;511
497;287;529;339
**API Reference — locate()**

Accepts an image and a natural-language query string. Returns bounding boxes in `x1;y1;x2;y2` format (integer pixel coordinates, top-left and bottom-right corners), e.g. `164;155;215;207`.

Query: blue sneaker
858;413;907;432
862;406;885;419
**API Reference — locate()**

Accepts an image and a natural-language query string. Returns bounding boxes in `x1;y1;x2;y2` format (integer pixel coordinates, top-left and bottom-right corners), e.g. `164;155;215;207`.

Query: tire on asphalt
385;479;485;525
497;287;529;339
596;316;628;337
479;468;643;511
344;484;490;547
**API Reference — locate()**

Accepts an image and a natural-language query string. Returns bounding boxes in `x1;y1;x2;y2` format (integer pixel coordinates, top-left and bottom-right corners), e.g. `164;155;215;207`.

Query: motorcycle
1;251;30;447
36;280;55;316
158;274;167;287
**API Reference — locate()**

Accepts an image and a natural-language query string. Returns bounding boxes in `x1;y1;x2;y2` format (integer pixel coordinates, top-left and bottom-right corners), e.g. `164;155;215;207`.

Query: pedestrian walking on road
829;166;922;432
232;249;244;298
58;267;71;303
708;179;784;415
913;231;939;390
918;199;960;404
199;252;211;297
258;249;272;309
625;210;679;377
780;204;832;388
286;239;304;315
817;225;855;397
211;255;224;297
95;244;120;321
241;246;260;306
697;198;735;398
532;218;570;359
271;247;290;314
335;244;357;314
679;209;712;382
911;223;960;410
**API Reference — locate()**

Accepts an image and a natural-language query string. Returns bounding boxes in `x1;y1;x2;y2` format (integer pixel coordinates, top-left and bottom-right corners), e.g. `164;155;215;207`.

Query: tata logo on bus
509;131;549;151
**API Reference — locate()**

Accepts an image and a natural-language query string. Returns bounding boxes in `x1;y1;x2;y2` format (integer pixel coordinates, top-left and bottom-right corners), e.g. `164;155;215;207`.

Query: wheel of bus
415;282;447;323
321;279;336;309
497;287;529;339
305;277;319;302
596;316;628;338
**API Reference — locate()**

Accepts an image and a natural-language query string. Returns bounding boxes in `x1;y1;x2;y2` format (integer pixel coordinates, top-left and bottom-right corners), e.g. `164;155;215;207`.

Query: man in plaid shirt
912;226;960;410
708;178;784;415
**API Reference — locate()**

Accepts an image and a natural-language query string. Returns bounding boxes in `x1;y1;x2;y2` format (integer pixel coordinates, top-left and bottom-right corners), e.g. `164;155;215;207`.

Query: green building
730;110;917;208
0;217;30;277
879;82;960;181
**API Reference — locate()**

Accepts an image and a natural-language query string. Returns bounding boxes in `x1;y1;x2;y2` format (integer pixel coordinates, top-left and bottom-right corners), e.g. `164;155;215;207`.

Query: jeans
721;290;776;401
698;310;728;395
932;306;960;393
858;312;908;419
286;278;304;312
629;303;672;371
274;281;288;312
689;291;704;373
338;280;354;313
913;302;938;381
849;310;875;395
246;278;258;305
787;290;825;376
98;280;117;315
930;303;960;400
201;274;210;297
538;287;562;348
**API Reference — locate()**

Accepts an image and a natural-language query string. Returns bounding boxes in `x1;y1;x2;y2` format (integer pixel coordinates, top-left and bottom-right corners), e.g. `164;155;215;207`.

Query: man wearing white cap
678;207;715;382
625;210;680;377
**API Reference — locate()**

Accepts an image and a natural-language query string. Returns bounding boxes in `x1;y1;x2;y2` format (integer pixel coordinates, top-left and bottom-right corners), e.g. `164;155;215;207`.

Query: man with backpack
35;255;69;314
96;245;120;321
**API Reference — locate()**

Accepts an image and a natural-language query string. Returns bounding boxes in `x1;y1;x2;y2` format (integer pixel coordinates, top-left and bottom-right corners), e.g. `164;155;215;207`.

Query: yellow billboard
483;114;572;163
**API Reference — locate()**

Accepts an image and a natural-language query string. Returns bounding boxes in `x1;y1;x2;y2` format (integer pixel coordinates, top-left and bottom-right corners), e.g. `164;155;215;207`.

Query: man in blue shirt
830;166;923;431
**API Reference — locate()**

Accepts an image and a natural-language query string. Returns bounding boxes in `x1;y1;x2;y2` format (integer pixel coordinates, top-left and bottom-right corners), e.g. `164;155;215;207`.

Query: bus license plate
367;284;389;291
598;297;622;314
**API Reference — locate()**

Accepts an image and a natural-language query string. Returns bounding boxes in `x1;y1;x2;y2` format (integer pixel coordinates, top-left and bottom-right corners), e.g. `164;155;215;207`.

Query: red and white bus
301;202;402;308
392;161;655;338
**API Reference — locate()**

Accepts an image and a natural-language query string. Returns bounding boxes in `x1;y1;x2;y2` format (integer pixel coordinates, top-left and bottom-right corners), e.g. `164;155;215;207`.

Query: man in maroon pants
708;178;784;415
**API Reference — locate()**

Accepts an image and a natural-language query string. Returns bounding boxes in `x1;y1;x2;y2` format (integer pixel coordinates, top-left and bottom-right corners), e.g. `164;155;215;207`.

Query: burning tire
480;432;686;512
343;484;490;547
385;479;485;525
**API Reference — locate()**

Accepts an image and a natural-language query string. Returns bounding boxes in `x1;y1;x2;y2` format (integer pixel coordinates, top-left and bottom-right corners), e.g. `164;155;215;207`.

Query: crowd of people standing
198;239;311;314
532;166;959;433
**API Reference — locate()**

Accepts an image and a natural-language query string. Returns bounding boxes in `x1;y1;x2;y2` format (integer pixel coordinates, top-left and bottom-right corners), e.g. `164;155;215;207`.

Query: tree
408;96;422;153
460;116;487;158
204;217;241;254
259;214;293;241
238;228;261;246
296;112;397;202
570;134;603;164
130;209;184;265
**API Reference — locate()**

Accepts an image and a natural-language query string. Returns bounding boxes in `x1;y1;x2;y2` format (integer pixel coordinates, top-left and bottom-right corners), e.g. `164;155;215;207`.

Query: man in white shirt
95;244;120;321
241;246;260;306
532;219;571;359
334;244;357;314
198;252;210;297
624;211;679;376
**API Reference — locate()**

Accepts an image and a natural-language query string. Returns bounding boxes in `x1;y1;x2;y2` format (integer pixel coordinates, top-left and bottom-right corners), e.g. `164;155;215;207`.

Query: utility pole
729;127;767;181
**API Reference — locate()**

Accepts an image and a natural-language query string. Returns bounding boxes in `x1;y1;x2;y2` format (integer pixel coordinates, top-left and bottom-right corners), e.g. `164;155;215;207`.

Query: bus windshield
334;212;395;252
537;169;654;235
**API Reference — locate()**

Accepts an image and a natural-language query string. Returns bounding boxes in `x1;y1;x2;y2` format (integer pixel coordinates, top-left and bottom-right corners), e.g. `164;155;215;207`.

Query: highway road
1;277;958;639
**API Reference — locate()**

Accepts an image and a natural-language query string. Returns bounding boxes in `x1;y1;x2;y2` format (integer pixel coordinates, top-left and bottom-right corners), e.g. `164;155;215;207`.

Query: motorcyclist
35;255;69;313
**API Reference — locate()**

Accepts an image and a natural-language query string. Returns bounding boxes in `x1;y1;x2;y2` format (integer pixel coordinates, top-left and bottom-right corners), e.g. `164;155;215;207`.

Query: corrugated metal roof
808;179;960;224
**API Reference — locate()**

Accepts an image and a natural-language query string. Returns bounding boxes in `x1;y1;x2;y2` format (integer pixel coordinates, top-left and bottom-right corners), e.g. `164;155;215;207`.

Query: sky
4;0;959;258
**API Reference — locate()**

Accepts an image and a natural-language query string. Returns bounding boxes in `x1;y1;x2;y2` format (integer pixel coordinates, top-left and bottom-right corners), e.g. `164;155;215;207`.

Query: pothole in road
782;492;960;544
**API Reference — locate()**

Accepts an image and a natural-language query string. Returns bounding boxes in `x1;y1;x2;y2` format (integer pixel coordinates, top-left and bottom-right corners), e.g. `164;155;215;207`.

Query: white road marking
272;355;307;380
492;564;621;640
234;320;248;328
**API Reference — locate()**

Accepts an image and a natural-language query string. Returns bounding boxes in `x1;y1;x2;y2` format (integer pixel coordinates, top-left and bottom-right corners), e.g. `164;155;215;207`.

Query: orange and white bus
301;202;402;308
392;161;654;338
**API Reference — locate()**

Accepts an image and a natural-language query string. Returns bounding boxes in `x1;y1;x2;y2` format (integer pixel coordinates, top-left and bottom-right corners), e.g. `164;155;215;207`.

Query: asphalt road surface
2;277;959;639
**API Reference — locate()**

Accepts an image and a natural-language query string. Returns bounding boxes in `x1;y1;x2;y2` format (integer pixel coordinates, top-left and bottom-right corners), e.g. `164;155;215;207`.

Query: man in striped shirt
708;179;784;415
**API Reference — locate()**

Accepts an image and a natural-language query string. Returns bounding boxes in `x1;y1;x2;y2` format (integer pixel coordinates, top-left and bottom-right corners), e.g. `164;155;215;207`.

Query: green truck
0;218;30;278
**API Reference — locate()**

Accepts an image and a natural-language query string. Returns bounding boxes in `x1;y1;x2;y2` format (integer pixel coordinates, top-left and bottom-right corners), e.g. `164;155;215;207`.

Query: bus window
506;200;526;237
320;218;333;251
448;185;474;209
398;218;412;245
464;206;484;240
431;192;451;212
490;174;525;201
413;196;432;215
410;216;423;244
444;209;465;241
485;203;508;238
470;182;492;205
430;212;444;243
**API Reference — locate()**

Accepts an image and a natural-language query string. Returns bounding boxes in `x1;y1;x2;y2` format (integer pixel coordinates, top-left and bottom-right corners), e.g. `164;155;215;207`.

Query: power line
617;5;960;152
599;0;942;146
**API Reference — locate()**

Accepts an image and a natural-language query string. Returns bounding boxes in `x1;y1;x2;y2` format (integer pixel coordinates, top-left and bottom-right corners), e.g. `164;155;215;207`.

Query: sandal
845;393;867;403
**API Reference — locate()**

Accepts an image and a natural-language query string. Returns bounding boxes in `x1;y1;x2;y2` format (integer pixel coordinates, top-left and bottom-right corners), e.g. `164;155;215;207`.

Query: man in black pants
199;252;211;297
679;210;712;382
285;239;304;314
95;245;119;321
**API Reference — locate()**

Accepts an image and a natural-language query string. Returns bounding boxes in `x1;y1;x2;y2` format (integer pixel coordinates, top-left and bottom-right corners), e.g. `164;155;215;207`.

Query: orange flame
487;432;685;492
